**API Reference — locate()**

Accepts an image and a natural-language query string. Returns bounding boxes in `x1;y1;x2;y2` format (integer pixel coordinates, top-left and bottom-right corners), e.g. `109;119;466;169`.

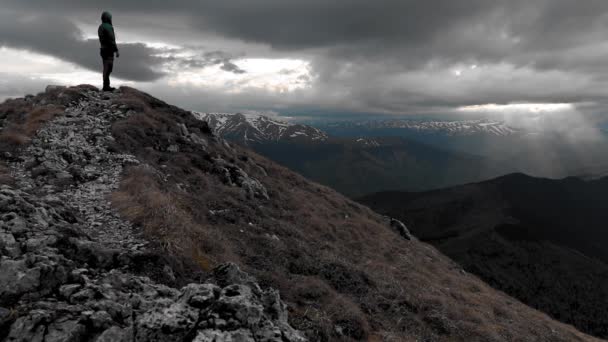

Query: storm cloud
3;1;608;117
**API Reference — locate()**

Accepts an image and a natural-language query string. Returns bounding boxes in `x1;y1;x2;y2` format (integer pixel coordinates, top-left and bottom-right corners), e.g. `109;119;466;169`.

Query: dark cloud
172;51;246;74
220;61;246;74
4;1;608;115
0;13;166;82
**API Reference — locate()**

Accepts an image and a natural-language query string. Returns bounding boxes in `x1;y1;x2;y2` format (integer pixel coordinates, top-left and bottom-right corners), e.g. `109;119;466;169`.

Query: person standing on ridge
98;11;119;91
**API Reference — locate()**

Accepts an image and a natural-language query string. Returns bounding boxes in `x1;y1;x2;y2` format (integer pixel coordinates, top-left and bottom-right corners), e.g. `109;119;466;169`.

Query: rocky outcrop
0;87;304;342
389;218;413;241
212;157;269;200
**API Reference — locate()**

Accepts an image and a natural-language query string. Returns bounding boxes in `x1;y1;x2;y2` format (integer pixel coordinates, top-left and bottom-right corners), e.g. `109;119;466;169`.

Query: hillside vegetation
0;85;602;341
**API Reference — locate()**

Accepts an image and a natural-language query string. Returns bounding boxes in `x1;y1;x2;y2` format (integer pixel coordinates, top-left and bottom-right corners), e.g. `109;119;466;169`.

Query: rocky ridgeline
9;89;145;251
0;86;306;342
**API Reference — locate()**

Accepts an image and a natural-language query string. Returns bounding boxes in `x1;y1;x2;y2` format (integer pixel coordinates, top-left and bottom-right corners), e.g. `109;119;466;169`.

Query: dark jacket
98;12;118;58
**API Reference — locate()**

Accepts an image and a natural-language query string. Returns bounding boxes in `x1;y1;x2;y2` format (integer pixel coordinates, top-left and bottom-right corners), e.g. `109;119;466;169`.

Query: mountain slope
199;113;512;197
0;85;305;342
0;85;601;341
252;137;511;197
360;173;608;338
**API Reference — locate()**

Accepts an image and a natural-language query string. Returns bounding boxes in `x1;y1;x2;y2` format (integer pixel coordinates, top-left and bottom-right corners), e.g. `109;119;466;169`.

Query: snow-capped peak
193;112;328;144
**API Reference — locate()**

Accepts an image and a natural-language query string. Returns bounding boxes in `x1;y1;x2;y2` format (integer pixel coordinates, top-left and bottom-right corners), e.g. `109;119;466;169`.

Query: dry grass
111;166;223;272
0;91;66;153
0;105;63;151
0;130;30;147
22;106;64;135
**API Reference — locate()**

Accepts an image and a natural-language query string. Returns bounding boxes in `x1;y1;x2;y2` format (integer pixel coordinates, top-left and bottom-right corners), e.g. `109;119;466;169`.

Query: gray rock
95;326;129;342
0;231;20;257
177;123;189;136
390;218;413;240
135;302;199;342
89;310;113;330
189;133;208;149
6;310;51;342
4;213;27;235
59;284;82;299
0;259;41;305
212;158;269;200
44;318;86;342
180;283;218;308
194;329;255;342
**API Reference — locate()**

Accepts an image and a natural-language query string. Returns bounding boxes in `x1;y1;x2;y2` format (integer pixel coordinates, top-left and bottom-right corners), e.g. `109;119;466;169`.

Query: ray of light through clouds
3;0;608;130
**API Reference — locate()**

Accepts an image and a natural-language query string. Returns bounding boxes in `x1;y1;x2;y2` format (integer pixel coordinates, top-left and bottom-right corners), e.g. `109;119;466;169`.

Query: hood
101;11;112;24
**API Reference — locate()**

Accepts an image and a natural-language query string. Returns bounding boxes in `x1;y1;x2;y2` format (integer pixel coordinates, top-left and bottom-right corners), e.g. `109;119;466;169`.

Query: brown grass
0;105;62;151
0;91;65;153
0;130;30;147
22;106;63;136
111;166;224;272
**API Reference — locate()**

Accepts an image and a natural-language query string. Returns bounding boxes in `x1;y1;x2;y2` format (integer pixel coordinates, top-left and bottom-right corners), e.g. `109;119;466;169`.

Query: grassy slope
17;86;596;342
360;174;608;338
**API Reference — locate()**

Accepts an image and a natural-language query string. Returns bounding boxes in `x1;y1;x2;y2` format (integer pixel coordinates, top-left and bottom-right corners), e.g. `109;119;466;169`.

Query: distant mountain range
198;113;511;196
194;112;328;145
317;118;608;180
360;173;608;338
323;119;521;137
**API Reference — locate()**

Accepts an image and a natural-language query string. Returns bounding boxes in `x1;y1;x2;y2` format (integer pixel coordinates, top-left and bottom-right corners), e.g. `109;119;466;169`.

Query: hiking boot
102;87;116;92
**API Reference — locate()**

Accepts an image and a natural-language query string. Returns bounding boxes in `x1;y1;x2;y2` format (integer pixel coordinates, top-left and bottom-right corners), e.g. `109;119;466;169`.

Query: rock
6;310;51;342
390;218;413;240
95;326;129;342
177;123;189;136
59;284;82;299
212;158;269;200
44;318;86;342
4;214;27;235
70;288;96;303
189;133;208;149
0;259;41;306
135;301;200;341
211;263;258;288
194;329;255;342
180;283;218;308
0;231;20;257
89;310;113;330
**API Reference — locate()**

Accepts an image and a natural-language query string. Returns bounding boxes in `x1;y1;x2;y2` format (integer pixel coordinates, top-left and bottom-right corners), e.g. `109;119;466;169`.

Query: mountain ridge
198;112;514;197
196;112;328;145
0;85;602;341
321;119;522;137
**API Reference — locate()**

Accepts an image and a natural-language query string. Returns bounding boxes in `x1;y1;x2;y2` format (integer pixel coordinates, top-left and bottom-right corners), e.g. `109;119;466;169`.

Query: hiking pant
102;57;114;89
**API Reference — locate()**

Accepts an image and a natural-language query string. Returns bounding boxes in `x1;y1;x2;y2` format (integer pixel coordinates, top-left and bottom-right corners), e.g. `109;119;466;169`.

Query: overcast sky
3;0;608;125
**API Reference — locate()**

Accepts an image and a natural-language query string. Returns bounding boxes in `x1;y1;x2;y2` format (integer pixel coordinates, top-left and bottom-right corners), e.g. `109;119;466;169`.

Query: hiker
98;11;120;91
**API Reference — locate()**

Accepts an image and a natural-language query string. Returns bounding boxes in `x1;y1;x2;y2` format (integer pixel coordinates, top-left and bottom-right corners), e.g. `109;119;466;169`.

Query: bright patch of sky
459;103;574;114
168;58;313;94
